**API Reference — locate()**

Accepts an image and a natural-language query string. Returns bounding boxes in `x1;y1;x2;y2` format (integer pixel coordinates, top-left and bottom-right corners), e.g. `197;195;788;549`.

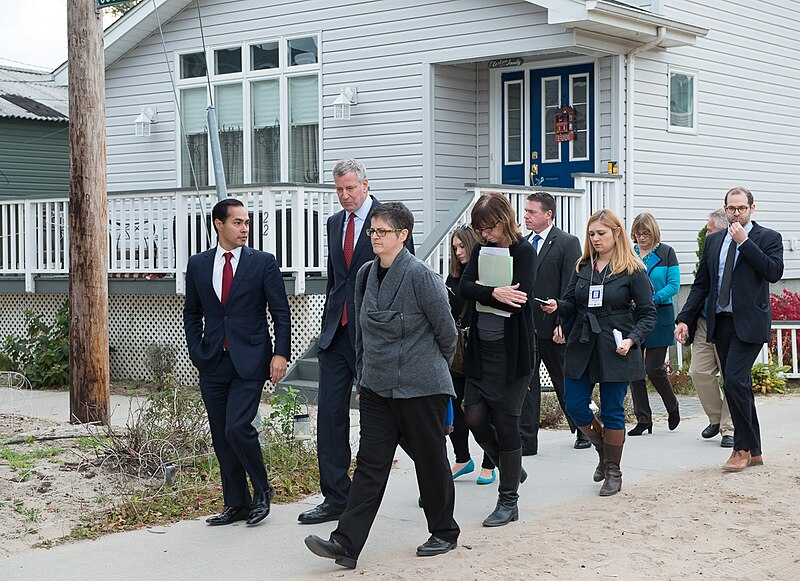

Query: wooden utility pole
67;0;110;425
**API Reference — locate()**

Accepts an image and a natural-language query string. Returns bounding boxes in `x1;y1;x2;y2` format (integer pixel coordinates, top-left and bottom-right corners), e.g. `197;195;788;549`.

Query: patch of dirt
0;414;134;556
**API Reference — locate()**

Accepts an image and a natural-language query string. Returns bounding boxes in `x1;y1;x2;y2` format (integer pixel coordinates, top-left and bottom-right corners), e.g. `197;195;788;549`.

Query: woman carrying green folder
459;192;537;527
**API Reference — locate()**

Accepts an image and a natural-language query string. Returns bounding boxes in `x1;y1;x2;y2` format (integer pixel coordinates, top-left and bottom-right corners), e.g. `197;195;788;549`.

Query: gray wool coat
354;248;457;399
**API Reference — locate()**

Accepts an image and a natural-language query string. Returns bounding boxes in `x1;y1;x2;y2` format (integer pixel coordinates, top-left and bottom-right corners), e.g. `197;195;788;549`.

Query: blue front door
501;64;594;188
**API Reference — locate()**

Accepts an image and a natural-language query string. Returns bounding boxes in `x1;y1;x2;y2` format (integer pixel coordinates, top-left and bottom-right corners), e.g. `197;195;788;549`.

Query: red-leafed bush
769;290;800;368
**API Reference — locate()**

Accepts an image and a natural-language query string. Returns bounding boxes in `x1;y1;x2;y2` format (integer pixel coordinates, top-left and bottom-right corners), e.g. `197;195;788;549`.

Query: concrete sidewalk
2;388;799;580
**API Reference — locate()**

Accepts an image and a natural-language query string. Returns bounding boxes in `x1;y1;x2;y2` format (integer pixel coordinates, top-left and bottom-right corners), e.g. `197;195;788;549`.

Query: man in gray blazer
520;192;586;452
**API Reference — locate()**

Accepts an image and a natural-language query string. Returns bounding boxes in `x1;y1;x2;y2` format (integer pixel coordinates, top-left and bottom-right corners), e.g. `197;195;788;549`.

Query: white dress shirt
213;245;243;302
342;197;374;250
529;223;553;254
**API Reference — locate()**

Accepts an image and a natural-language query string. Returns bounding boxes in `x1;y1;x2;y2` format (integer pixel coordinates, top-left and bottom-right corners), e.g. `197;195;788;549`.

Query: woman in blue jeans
542;209;655;496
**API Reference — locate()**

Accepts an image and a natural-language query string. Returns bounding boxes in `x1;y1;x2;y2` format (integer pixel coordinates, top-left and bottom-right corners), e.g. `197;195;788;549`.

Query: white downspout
625;26;666;227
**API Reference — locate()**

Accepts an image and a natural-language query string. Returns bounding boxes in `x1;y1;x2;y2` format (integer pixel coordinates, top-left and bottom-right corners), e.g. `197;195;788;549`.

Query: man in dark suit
299;159;414;524
519;192;586;453
184;198;291;526
676;187;783;472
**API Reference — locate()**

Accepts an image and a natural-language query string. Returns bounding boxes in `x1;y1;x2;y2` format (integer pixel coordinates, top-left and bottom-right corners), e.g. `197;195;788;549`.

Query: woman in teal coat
628;213;681;436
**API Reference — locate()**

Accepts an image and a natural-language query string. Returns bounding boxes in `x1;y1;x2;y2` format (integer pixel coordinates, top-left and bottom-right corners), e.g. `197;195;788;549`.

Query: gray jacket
354;248;456;399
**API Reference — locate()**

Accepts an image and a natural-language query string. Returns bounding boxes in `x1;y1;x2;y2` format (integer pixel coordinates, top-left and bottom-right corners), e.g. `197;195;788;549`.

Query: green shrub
0;301;69;388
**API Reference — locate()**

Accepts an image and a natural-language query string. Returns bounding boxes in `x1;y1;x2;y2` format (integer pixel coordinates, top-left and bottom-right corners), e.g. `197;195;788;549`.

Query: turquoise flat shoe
476;469;496;485
451;458;475;480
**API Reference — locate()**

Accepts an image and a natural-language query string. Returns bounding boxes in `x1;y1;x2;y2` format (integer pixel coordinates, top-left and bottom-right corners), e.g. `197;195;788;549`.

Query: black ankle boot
668;405;681;431
627;422;653;436
482;448;522;527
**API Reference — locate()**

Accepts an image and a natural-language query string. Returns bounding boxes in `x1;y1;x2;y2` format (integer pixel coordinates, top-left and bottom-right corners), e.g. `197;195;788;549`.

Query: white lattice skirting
0;293;324;386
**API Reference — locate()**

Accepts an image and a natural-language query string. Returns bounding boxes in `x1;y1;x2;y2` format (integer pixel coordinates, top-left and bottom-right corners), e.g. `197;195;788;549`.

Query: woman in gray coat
305;202;460;569
542;209;656;496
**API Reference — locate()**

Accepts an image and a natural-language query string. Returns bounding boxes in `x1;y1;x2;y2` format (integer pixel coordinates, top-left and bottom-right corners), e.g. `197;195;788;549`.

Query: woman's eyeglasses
473;221;500;235
365;228;404;238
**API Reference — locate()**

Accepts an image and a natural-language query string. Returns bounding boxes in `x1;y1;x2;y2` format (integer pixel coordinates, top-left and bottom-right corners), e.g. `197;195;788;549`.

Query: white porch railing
671;321;799;377
0;184;337;294
422;175;623;281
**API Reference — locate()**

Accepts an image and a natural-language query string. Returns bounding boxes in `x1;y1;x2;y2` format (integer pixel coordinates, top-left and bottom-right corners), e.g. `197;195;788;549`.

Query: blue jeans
564;371;627;430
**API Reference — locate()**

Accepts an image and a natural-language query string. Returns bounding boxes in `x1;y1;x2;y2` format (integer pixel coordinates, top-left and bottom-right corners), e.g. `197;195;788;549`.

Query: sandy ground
354;448;800;580
0;414;131;556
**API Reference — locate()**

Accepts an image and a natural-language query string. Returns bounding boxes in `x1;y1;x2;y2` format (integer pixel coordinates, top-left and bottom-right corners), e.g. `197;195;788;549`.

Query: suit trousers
690;317;733;436
629;346;679;424
316;323;356;509
331;389;460;559
199;352;268;508
712;316;763;456
520;339;576;452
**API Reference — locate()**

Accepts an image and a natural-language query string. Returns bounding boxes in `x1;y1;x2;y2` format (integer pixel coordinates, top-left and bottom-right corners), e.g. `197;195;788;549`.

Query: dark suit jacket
529;226;582;339
183;246;292;381
676;221;783;345
319;196;414;350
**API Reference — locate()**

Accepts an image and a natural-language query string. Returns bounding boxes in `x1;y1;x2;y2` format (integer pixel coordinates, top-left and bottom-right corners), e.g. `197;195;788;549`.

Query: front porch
0;175;622;296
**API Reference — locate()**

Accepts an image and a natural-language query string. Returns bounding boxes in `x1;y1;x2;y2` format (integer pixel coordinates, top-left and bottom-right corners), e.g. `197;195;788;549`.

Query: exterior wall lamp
134;106;158;136
333;87;357;120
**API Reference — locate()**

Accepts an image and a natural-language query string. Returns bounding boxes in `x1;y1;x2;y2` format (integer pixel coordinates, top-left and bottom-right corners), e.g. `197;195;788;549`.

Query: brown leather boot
599;429;625;496
578;416;605;482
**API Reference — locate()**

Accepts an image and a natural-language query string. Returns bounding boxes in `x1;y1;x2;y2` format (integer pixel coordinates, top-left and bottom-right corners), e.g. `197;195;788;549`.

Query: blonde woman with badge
541;209;656;496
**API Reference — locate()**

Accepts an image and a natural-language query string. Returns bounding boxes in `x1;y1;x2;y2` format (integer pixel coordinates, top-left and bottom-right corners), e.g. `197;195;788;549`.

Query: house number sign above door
554;105;575;142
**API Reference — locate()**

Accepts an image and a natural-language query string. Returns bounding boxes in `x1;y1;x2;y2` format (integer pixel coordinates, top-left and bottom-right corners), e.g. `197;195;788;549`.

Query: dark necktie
341;214;355;326
718;240;737;308
221;252;233;349
532;234;542;253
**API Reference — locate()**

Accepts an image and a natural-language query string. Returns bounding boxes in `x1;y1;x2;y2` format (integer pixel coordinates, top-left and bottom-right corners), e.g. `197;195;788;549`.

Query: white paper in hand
612;329;623;349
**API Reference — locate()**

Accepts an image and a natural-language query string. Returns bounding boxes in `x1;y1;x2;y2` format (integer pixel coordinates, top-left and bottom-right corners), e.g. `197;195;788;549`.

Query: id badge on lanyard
588;284;604;307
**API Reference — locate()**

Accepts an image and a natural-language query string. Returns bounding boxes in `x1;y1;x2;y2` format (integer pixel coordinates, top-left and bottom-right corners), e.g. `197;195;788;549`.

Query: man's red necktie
222;252;233;348
341;214;355;326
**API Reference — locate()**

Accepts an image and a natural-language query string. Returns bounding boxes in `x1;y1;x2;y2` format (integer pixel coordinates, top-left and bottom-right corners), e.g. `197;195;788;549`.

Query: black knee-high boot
482;448;522;527
477;439;527;484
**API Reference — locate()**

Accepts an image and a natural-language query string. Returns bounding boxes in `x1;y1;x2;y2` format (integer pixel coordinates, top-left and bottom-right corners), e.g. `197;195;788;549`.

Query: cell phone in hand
534;297;551;305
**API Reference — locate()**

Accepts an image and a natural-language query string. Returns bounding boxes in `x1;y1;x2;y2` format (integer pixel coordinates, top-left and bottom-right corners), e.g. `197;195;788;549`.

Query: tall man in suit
184;198;291;526
676;187;783;472
519;192;587;452
299;159;415;524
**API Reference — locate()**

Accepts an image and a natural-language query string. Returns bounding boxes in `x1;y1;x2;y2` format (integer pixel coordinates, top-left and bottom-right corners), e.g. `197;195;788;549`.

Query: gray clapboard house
2;0;798;384
0;65;69;199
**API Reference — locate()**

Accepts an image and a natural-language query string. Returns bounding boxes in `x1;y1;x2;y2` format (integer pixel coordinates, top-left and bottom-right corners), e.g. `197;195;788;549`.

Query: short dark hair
212;198;244;224
370;201;414;232
724;186;754;206
527;192;556;219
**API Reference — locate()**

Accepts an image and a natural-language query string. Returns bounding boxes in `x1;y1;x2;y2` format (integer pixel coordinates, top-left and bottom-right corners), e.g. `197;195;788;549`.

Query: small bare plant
144;343;177;388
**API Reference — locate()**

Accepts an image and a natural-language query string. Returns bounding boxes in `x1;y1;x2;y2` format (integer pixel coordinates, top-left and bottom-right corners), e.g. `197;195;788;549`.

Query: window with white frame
504;80;523;165
542;77;561;162
669;67;697;133
569;73;589;160
177;35;320;187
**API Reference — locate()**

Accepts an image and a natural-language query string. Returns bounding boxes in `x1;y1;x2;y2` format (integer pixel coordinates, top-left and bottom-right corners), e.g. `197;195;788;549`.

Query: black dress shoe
304;535;357;569
247;487;274;525
206;506;249;526
298;502;344;524
574;431;592;449
521;448;538;456
702;424;720;439
416;535;457;557
720;435;734;448
668;407;681;431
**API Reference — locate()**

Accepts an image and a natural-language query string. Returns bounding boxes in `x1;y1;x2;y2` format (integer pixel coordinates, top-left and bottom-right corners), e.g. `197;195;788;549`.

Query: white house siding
631;0;800;283
103;0;575;237
432;63;478;223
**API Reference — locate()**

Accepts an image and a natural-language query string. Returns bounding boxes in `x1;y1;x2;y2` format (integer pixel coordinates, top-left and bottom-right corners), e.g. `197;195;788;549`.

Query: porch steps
275;338;358;408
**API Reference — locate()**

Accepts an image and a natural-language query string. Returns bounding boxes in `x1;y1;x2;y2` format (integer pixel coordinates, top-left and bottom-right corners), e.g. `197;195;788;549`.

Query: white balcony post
23;200;35;292
175;191;188;295
292;186;305;294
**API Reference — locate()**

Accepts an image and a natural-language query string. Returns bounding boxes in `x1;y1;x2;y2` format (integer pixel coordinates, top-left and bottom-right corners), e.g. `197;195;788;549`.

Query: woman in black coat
446;225;496;485
460;192;536;526
542;209;656;496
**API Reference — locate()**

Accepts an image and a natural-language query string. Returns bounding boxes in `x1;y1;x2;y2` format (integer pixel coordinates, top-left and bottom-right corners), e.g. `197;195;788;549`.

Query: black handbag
450;303;470;375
